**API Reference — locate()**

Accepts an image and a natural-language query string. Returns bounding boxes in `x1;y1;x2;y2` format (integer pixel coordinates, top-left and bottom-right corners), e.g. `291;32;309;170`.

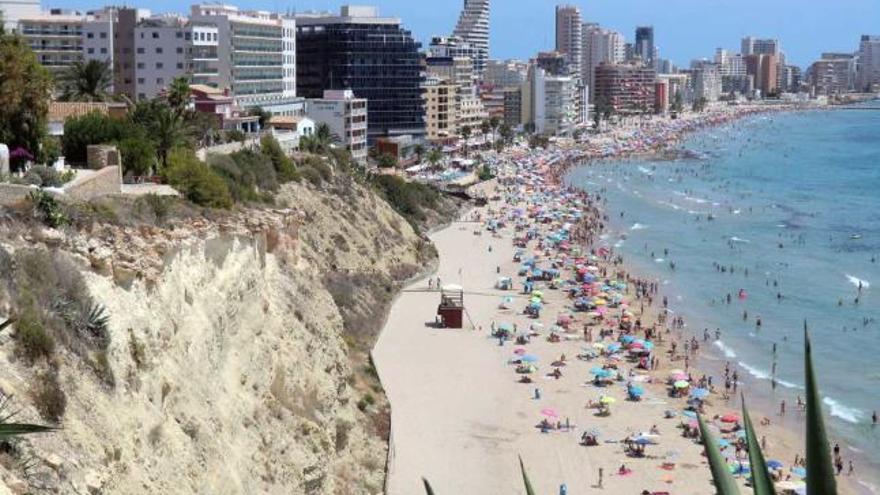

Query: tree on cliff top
0;34;53;158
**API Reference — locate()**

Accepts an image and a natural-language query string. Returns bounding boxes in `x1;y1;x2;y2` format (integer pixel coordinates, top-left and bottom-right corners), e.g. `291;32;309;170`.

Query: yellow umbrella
600;396;616;404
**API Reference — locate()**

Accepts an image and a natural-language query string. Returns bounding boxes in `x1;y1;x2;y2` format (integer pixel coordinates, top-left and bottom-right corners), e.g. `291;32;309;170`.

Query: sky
74;0;879;67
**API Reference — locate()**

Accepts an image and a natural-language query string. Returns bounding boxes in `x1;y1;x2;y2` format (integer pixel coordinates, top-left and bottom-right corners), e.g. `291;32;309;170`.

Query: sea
568;106;880;492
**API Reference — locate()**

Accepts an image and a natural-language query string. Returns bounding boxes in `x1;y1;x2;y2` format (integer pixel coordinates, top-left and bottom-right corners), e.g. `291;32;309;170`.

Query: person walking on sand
597;467;603;488
780;400;785;416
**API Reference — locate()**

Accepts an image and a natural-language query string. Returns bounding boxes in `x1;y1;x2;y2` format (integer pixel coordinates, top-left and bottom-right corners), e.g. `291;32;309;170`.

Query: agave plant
0;392;56;438
701;324;837;495
422;455;537;494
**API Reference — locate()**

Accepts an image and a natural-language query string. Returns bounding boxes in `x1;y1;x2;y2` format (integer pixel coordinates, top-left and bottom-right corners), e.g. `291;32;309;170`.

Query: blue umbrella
628;386;644;396
792;467;806;478
681;410;698;419
620;335;636;344
766;460;784;470
606;343;622;352
690;388;710;399
520;354;539;363
717;438;731;448
633;436;654;445
592;369;613;378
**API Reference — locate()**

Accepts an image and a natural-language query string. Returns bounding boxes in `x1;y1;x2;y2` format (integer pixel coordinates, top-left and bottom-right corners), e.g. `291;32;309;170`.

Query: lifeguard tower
437;284;464;328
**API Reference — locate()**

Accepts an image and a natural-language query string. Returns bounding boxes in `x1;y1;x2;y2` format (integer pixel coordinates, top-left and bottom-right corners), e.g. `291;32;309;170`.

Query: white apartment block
526;66;576;136
189;24;220;88
0;0;40;33
134;16;190;100
18;10;88;77
306;90;368;164
693;64;722;102
191;4;300;115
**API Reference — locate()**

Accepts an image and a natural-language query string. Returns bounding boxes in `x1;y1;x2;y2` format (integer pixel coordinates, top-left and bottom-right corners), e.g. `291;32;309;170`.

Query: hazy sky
77;0;879;67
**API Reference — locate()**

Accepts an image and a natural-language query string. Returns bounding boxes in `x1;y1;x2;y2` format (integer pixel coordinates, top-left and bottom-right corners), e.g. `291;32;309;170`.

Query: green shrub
28;190;68;228
260;135;299;183
370;175;439;225
117;136;156;176
62;111;139;164
38;136;62;166
300;166;323;187
163;149;232;209
31;371;66;423
14;308;55;361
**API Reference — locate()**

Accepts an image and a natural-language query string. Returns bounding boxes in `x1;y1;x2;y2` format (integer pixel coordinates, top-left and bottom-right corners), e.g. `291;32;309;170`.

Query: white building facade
306;90;368;164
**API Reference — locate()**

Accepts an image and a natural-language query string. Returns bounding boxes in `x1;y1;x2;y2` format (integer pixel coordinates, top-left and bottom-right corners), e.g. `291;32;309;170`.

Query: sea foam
845;274;870;289
823;396;865;424
712;340;737;358
630;223;647;231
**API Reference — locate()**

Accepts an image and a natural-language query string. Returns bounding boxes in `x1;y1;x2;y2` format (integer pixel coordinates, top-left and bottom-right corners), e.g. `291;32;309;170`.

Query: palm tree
414;144;425;164
60;59;113;102
165;76;191;117
460;126;472;158
153;107;189;170
426;148;443;171
499;124;514;147
489;116;500;144
314;123;332;153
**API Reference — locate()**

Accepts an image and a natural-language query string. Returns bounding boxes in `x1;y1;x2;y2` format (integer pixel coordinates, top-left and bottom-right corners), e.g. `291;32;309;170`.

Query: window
176;63;183;69
137;62;144;69
99;32;106;39
156;62;163;69
100;48;107;54
156;47;163;54
175;31;183;38
185;32;191;41
156;78;164;84
176;47;183;54
136;47;144;54
87;48;94;54
87;32;94;39
137;78;144;84
152;32;159;39
138;93;146;100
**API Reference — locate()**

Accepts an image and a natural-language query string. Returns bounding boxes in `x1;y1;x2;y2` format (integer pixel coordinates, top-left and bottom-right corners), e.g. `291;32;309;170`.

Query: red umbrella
720;413;741;423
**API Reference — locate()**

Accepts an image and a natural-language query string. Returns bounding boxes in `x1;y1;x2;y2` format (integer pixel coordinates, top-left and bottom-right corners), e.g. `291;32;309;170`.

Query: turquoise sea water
568;107;880;490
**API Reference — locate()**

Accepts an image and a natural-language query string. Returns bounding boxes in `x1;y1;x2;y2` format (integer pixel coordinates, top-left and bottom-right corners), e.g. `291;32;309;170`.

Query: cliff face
0;176;438;494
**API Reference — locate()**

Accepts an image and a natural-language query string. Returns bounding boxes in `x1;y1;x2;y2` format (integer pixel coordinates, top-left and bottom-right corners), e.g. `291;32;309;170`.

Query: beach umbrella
520;354;539;363
791;467;807;479
513;347;527;355
673;380;690;389
498;322;514;332
606;343;622;353
620;335;636;344
690;388;710;399
628;386;645;396
541;408;559;418
717;438;731;448
599;396;616;405
633;436;655;445
642;341;655;351
672;373;690;381
720;413;741;423
681;410;697;419
766;460;784;470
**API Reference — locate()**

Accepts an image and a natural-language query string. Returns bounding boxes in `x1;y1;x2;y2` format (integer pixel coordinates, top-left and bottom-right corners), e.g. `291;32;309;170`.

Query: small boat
850;234;863;240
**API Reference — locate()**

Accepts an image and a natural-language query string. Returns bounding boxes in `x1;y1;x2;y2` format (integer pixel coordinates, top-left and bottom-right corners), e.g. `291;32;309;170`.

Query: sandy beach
374;105;865;495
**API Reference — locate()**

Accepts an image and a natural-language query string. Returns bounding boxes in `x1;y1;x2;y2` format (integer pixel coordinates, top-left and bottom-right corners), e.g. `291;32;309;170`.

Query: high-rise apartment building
741;36;779;57
422;76;458;142
582;23;625;98
745;54;778;96
857;35;880;92
296;6;424;142
502;86;522;128
635;26;654;66
555;5;582;77
484;59;528;88
594;62;656;113
524;65;576;136
452;0;490;78
693;63;722;102
191;4;298;114
536;51;567;77
810;53;856;96
19;9;89;79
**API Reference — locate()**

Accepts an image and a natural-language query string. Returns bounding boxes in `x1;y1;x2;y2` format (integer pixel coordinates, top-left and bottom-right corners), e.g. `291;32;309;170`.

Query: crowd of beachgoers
459;103;866;493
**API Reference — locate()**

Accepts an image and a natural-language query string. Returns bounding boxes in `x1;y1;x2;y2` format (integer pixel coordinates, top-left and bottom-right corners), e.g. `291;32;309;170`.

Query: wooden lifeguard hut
437;284;464;329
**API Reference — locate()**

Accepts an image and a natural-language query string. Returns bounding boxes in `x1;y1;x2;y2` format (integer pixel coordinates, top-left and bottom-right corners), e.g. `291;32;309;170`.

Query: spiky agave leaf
697;413;740;495
741;396;775;495
804;324;837;495
0;318;15;333
519;455;536;495
422;477;435;495
0;423;57;437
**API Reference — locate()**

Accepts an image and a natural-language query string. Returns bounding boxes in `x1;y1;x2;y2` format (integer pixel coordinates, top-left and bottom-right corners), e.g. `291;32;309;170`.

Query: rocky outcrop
0;177;437;494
